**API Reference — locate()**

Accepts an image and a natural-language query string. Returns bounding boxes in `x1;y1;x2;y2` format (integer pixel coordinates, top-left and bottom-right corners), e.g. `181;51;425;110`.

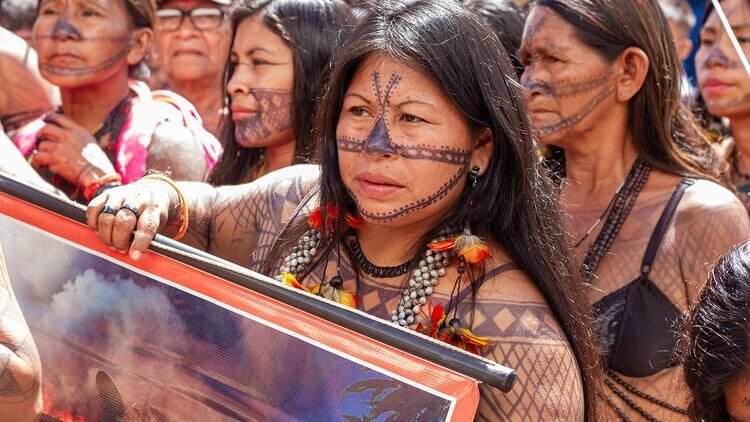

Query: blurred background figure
460;0;527;77
10;0;221;203
153;0;234;137
683;240;750;422
208;0;352;185
695;0;750;196
0;27;59;139
0;0;36;42
658;0;698;101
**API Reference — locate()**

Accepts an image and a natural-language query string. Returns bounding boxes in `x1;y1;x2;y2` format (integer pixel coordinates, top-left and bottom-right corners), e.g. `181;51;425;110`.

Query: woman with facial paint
208;0;353;186
519;0;750;419
696;0;750;198
682;241;750;422
10;0;222;204
86;1;602;419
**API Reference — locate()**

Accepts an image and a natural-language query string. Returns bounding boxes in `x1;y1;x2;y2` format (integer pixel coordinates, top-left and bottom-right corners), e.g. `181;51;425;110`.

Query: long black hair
683;241;750;421
209;0;353;185
264;0;600;417
537;0;724;185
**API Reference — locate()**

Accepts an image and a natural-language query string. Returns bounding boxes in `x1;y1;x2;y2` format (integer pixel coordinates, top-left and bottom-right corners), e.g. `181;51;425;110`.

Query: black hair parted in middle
265;0;601;418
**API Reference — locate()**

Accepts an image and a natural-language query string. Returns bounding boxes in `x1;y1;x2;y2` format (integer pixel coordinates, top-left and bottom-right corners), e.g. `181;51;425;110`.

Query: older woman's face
33;0;137;87
519;6;618;146
696;0;750;119
336;56;484;228
227;15;294;149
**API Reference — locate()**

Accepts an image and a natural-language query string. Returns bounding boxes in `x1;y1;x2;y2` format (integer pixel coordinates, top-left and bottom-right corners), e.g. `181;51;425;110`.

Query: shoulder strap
640;178;695;275
445;262;521;315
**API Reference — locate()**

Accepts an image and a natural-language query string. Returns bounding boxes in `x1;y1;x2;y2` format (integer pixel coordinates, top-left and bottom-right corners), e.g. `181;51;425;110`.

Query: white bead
409;279;416;287
419;297;427;304
290;259;299;266
420;266;429;273
426;256;435;264
413;269;421;277
438;268;446;276
419;260;427;267
310;248;317;256
425;250;433;256
412;305;421;314
425;286;433;295
399;319;407;326
410;291;417;299
406;316;414;324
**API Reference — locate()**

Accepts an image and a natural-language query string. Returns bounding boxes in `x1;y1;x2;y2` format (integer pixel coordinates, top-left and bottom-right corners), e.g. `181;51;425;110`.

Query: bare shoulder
676;179;750;239
148;122;208;181
472;259;584;421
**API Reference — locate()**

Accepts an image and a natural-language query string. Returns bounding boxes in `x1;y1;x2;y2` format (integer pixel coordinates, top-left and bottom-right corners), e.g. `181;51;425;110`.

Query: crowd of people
0;0;748;420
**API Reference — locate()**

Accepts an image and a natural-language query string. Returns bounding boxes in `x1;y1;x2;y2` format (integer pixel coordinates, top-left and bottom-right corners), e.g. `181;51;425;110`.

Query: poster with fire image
0;188;487;422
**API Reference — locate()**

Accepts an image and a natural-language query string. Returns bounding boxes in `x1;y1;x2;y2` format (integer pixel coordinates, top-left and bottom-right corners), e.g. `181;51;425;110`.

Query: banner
0;180;513;422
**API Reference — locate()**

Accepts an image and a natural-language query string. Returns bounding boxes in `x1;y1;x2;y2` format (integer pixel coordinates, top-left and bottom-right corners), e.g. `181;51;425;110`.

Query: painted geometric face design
696;0;750;114
519;8;616;140
337;65;474;224
34;1;133;80
233;87;293;147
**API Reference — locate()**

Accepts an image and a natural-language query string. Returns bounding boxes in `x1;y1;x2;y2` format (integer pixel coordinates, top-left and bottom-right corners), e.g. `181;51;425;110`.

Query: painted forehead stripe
337;136;471;166
350;164;470;222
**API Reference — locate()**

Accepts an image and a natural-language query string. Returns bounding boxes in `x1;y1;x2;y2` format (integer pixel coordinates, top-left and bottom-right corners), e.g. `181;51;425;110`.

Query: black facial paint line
704;45;744;69
352;164;470;222
40;45;129;76
361;72;402;156
523;72;612;99
233;89;293;144
537;85;615;135
522;13;548;52
337;136;471;166
52;17;83;40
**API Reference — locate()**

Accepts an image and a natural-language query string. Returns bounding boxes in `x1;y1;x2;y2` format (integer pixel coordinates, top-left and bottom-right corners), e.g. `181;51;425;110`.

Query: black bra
593;178;694;378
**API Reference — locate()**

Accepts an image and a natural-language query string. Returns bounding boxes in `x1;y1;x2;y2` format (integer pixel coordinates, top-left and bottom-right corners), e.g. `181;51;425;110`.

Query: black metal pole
0;174;516;392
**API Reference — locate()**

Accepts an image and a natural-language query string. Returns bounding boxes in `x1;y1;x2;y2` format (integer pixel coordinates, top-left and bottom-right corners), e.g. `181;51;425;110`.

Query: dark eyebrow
343;93;374;105
245;47;274;55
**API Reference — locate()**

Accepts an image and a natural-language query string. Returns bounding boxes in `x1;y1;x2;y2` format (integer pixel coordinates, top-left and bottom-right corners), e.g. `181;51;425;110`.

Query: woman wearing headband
519;0;749;419
87;1;601;419
11;0;221;203
696;0;750;198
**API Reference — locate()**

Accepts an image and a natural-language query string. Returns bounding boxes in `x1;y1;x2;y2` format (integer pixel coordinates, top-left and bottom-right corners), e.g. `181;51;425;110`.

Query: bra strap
640;178;695;275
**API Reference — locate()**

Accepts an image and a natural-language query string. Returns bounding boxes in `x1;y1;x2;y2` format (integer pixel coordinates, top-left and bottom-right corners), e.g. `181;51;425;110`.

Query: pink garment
13;81;222;184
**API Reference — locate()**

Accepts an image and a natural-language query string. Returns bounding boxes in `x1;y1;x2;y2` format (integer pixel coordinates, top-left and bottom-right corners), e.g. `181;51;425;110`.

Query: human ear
614;47;650;103
470;127;493;175
127;28;154;66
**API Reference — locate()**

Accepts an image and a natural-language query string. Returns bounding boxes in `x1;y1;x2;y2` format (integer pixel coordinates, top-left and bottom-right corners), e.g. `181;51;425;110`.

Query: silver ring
101;205;118;216
119;204;140;219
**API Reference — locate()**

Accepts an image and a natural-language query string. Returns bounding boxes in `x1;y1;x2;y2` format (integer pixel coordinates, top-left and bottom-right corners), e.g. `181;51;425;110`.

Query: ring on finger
119;204;141;220
102;205;119;216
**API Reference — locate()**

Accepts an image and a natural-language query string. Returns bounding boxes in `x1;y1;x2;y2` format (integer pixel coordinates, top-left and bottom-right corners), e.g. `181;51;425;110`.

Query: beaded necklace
581;157;651;282
276;207;493;353
575;158;690;419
